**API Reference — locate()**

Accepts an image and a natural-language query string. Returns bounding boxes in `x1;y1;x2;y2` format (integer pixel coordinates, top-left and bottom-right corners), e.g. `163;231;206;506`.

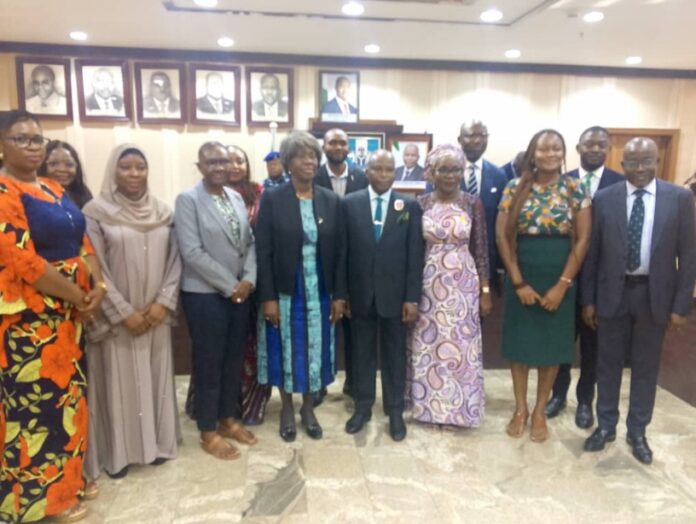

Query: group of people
1;108;695;523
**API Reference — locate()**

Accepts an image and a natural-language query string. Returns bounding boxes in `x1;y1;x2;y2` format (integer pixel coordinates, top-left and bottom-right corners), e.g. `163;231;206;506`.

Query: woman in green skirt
496;129;591;443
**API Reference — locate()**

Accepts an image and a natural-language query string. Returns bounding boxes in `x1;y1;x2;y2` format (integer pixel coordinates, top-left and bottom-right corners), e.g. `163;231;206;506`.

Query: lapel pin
317;217;324;224
491;187;498;193
394;199;405;211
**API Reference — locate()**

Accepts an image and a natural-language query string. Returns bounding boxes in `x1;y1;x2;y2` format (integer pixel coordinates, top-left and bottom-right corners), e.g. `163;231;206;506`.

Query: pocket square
491;187;498;193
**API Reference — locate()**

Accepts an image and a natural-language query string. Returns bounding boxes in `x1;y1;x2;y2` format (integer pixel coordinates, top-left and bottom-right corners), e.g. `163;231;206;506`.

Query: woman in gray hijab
82;144;182;480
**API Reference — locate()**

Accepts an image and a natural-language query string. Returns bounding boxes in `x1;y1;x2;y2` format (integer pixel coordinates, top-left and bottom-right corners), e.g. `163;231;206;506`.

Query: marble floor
80;371;696;524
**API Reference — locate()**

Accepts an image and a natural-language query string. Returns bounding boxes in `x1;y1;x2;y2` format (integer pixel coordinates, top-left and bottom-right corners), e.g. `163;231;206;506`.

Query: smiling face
260;74;280;105
0;119;46;175
228;147;249;184
45;147;78;187
431;153;464;195
577;129;610;172
323;129;349;166
533;132;565;175
198;144;231;190
32;67;55;100
622;138;658;189
115;153;148;199
459;121;489;163
402;144;420;169
367;150;395;195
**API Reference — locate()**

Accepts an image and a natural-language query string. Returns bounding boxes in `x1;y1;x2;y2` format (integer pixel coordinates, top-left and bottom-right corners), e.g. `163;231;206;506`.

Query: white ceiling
0;0;694;70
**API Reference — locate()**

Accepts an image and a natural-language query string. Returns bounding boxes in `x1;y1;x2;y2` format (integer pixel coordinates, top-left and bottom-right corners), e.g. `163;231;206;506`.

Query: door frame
607;128;680;182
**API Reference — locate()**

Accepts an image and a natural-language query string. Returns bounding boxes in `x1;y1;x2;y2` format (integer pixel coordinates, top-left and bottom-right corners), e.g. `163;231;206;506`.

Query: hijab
82;143;172;232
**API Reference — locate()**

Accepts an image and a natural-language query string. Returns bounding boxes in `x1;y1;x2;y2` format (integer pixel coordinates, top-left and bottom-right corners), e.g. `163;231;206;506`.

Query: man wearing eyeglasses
582;137;696;465
25;65;67;115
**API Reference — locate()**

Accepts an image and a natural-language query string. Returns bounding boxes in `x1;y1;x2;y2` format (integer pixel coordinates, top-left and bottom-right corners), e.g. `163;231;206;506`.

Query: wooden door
606;128;680;181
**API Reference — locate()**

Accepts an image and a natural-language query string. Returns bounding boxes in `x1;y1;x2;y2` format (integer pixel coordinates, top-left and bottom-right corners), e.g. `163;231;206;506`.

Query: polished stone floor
81;371;696;524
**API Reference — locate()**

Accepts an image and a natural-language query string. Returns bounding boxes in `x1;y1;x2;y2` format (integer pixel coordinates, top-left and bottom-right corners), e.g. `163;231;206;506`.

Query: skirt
501;235;575;366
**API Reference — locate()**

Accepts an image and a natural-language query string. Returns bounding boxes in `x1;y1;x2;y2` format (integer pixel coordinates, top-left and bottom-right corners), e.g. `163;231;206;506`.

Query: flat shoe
219;421;258;445
280;425;297;442
52;501;87;523
106;466;129;479
301;419;323;440
82;481;99;501
506;411;529;438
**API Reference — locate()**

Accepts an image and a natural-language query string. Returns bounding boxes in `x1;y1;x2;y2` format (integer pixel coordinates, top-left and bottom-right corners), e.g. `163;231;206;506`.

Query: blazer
196;96;235;114
255;183;346;302
581;179;696;325
252;99;288;118
143;96;180;114
321;98;357;115
314;164;368;195
502;160;517;181
342;189;425;318
174;182;256;296
85;93;124;111
395;165;425;182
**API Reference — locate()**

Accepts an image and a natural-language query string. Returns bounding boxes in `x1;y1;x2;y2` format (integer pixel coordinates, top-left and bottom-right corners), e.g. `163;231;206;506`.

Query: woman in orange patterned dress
0;111;105;523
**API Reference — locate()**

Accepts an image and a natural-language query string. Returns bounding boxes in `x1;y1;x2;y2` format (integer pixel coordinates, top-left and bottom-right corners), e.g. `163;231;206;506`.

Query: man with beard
314;128;368;405
546;126;624;427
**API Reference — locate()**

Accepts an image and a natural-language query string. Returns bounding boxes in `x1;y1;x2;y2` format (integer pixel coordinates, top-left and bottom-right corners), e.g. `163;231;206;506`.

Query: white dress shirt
329;163;349;197
368;185;392;226
579;165;605;198
264;102;278;118
626;178;656;275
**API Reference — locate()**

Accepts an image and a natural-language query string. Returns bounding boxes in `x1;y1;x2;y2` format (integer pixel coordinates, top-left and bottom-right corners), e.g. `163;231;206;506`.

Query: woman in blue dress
255;131;346;442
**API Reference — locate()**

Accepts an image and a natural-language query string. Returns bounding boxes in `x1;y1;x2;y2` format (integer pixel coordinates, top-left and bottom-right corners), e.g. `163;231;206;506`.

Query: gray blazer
581;179;696;325
174;181;256;296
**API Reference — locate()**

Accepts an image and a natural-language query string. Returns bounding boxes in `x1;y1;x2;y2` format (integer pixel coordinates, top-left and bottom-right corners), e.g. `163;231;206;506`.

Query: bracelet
95;281;108;292
513;281;527;290
559;276;573;287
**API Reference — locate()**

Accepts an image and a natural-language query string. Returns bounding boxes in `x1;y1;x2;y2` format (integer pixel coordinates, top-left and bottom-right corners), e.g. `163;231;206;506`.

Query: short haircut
335;76;350;90
579;126;609;140
0;110;41;135
198;141;226;162
260;73;280;88
205;72;223;83
31;65;55;81
279;130;322;172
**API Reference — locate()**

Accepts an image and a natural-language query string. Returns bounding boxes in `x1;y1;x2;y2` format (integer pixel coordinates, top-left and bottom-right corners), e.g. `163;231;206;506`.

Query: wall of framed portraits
2;49;696;206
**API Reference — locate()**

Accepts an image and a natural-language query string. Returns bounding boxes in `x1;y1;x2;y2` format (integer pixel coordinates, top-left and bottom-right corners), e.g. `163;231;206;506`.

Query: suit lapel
358;190;376;245
197;183;236;245
380;193;399;241
313;188;328;230
650;180;668;257
279;183;302;233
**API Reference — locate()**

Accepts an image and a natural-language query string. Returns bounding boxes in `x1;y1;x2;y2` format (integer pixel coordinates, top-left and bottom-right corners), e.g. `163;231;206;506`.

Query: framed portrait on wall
347;132;383;167
75;59;132;123
388;133;433;188
189;64;241;127
15;56;72;120
134;63;186;124
246;67;293;128
319;70;359;124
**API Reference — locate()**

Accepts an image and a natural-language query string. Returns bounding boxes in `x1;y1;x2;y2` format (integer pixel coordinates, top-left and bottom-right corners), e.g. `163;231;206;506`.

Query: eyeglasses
623;158;658;170
434;166;464;175
2;135;50;149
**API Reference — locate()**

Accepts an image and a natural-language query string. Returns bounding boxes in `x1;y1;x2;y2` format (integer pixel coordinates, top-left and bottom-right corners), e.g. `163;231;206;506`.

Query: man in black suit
394;144;425;182
546;126;625;427
313;128;368;405
251;73;288;120
85;67;124;113
143;71;180;116
343;150;425;441
582;137;696;464
196;72;234;117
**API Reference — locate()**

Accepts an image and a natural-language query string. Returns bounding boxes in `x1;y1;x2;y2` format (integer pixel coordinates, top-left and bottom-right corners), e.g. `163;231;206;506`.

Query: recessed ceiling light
583;11;605;23
625;56;643;65
342;1;365;17
217;36;234;48
480;8;503;23
364;44;380;54
194;0;218;7
69;31;88;41
505;49;521;59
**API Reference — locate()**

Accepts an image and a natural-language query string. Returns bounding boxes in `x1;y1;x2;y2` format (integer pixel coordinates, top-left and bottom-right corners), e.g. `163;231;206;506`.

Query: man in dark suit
85;67;124;113
321;76;358;120
501;151;525;181
546;126;625;427
251;73;288;120
354;146;368;168
394;144;425;182
582;137;696;464
143;71;180;116
313;128;368;405
196;72;234;116
342;150;425;441
458;119;508;288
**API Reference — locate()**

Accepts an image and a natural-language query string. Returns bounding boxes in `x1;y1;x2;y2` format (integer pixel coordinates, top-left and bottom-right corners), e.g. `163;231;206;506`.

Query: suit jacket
342;189;425;318
196;96;234;114
255;183;346;302
174;182;256;297
502;161;517;181
321;98;357;115
143;96;180;114
395;165;425;182
252;99;288;118
314;164;368;195
85;93;124;111
581;179;696;325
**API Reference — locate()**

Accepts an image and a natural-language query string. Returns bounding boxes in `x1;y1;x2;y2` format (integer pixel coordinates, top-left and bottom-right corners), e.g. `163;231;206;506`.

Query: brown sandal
82;480;99;501
506;410;529;438
200;434;240;460
530;413;549;443
218;421;258;446
52;501;88;522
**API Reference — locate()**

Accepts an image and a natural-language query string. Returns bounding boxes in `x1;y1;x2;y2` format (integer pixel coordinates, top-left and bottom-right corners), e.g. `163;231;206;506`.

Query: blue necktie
374;196;384;240
626;189;645;272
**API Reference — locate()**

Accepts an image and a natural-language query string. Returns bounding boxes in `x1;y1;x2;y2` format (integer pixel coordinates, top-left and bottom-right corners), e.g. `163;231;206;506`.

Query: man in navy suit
546;126;625;428
394;144;425;182
342;150;424;441
196;72;234;117
458;119;508;289
321;76;358;120
582;137;696;464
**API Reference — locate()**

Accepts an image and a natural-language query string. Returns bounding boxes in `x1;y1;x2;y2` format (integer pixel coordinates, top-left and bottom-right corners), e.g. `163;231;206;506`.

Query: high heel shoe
506;410;529;438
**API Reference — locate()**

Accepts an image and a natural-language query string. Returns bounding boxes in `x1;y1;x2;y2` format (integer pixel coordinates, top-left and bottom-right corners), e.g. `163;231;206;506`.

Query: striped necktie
466;165;478;195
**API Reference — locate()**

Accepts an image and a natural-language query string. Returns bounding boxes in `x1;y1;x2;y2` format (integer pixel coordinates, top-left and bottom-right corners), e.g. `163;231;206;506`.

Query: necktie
374;196;384;240
583;171;594;197
626;189;646;272
402;168;410;181
341;101;349;116
105;98;113;111
466;165;478;195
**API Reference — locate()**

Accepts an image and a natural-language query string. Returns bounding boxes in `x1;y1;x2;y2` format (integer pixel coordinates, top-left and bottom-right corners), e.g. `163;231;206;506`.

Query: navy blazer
395;165;425;182
341;189;425;318
502;161;517;181
581;179;696;325
314;164;368;195
321;98;357;115
255;183;346;302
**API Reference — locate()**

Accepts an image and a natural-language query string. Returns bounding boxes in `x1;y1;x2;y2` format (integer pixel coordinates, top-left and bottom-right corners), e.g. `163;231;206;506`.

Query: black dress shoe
545;397;566;418
583;427;616;452
388;414;407;442
626;434;653;465
106;466;129;479
301;418;323;440
312;388;327;407
345;411;372;434
342;384;353;399
575;403;594;429
279;424;297;442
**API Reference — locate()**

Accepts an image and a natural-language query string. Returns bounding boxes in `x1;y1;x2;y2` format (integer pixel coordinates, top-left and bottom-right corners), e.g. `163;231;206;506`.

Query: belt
625;275;649;285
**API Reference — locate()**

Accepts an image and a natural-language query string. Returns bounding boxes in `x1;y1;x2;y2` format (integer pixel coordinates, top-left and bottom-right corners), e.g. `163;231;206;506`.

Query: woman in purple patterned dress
408;144;491;427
